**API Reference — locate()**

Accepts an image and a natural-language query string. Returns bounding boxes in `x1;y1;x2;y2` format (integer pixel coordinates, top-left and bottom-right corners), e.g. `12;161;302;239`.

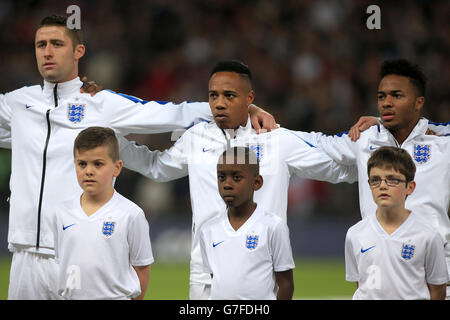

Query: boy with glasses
344;146;448;299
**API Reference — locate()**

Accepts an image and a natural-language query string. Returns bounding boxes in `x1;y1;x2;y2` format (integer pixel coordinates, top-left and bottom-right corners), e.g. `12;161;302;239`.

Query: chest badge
413;144;431;164
102;220;116;238
245;234;259;250
400;243;415;260
68;103;85;123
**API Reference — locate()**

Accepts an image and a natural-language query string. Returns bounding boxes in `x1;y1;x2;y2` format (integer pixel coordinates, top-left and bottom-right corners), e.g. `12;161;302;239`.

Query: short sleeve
128;211;154;266
270;219;295;272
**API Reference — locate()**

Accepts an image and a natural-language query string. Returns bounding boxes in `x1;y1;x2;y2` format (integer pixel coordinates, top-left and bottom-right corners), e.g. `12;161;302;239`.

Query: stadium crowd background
0;0;448;259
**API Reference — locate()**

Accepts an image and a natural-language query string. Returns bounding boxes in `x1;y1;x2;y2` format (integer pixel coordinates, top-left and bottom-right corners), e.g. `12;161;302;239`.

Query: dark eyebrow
377;90;403;95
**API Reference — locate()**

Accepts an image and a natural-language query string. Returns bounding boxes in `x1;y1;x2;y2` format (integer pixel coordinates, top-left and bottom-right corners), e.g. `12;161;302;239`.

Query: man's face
35;25;84;82
208;72;254;129
377;74;424;131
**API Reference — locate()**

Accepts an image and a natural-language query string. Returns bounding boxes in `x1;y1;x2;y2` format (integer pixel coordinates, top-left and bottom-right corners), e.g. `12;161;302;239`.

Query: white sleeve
103;90;212;135
280;129;358;183
0;94;12;149
427;121;450;136
118;134;189;182
304;130;359;166
270;219;295;272
199;228;212;274
425;232;449;285
128;211;154;267
344;230;358;282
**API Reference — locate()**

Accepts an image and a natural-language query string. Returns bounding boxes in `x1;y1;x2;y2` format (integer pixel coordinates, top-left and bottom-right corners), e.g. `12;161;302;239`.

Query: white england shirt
345;212;448;300
302;118;450;276
0;77;211;254
52;190;154;300
199;206;295;300
120;117;357;285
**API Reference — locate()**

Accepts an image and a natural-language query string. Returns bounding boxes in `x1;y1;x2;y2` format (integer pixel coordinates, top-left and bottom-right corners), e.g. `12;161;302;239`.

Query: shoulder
5;85;42;98
199;212;223;234
53;196;80;217
409;213;442;238
272;128;320;149
346;218;370;238
113;191;145;217
258;209;286;232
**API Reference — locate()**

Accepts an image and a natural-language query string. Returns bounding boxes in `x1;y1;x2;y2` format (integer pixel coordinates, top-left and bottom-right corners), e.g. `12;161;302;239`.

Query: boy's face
217;160;262;208
377;74;424;131
35;25;85;82
74;145;122;197
369;166;415;210
208;71;255;129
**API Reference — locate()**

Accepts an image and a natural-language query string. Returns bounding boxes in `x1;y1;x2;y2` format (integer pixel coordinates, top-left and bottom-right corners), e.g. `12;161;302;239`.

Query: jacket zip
36;84;57;249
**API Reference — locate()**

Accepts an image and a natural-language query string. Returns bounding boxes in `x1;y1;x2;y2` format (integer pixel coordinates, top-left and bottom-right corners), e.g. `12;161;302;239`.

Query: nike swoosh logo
202;147;212;152
63;223;75;231
369;146;377;151
361;245;376;253
25;105;33;109
213;241;224;248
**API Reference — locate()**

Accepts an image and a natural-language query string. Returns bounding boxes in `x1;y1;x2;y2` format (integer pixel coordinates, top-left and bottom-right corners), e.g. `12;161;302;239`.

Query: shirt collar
380;117;429;139
42;77;83;100
218;116;254;139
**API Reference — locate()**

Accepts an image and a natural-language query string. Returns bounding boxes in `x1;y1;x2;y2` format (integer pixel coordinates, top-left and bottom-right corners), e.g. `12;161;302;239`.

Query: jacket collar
42;77;82;101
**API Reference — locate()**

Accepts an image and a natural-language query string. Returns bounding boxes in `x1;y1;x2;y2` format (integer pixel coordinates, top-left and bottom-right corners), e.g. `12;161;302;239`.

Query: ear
246;89;255;106
113;160;123;178
414;96;424;113
253;174;263;191
74;44;85;61
406;180;416;196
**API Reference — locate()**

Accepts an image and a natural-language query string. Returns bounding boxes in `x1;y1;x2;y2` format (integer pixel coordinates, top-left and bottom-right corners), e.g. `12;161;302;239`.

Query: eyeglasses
368;177;408;187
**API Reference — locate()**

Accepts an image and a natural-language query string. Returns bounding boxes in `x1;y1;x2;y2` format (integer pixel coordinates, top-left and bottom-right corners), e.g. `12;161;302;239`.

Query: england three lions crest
68;103;85;123
246;234;259;250
102;220;116;238
413;144;431;164
247;143;264;162
400;243;415;260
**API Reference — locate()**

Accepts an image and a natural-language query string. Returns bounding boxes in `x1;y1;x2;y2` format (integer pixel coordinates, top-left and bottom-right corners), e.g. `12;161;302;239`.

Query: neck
376;206;410;235
80;188;114;216
388;119;419;144
228;201;257;231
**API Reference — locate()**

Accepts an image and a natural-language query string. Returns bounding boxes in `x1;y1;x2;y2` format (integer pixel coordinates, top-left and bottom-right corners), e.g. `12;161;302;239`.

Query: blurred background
0;0;448;298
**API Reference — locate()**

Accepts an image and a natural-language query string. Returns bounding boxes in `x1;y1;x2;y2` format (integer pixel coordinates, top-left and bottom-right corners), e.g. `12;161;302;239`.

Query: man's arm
118;135;189;182
281;129;358;184
348;116;379;141
248;104;277;133
132;265;151;300
275;270;294;300
427;121;450;135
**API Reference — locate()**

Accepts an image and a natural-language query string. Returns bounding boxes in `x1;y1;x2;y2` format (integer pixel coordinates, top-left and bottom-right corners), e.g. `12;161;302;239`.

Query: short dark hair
218;146;259;176
367;146;416;182
74;127;119;161
210;60;252;84
380;59;427;96
37;14;83;48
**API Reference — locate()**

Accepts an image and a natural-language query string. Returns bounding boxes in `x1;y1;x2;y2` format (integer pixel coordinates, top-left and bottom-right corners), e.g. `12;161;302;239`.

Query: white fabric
345;212;448;300
304;118;450;278
199;206;295;300
8;249;61;300
52;190;153;300
0;77;211;254
120;117;357;288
